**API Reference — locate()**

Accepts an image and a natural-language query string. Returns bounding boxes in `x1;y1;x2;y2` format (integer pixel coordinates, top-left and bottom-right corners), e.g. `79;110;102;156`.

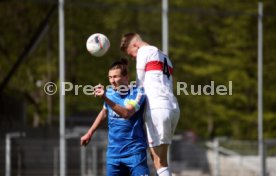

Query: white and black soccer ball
86;33;110;57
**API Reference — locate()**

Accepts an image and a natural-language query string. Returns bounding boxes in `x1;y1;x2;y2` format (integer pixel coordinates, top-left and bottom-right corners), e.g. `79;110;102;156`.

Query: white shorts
144;108;180;147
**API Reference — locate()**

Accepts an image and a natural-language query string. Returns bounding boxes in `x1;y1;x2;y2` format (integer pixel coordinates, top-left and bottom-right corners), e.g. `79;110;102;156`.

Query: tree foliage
0;0;276;139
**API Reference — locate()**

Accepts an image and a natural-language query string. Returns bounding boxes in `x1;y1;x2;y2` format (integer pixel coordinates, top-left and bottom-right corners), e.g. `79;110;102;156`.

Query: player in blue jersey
80;59;149;176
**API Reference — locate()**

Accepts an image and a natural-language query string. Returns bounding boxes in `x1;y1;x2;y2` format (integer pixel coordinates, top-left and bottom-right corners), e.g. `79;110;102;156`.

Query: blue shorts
107;151;149;176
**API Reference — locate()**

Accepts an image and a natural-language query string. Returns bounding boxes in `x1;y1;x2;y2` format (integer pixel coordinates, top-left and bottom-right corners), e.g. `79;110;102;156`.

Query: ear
133;42;138;47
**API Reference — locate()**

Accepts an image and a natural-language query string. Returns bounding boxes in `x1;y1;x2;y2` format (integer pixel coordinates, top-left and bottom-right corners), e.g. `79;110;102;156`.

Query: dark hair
109;58;129;76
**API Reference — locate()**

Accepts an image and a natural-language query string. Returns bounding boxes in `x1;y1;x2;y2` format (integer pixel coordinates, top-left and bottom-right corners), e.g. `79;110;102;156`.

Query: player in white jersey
120;33;180;176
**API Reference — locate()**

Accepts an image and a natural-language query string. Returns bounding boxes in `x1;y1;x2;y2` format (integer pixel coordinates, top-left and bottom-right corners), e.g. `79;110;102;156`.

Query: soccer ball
86;33;110;57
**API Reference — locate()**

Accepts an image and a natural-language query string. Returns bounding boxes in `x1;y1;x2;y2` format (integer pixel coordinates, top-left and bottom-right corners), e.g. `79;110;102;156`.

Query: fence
1;131;276;176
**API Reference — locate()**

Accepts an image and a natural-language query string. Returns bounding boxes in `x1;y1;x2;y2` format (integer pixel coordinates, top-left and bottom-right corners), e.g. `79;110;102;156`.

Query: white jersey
136;45;178;110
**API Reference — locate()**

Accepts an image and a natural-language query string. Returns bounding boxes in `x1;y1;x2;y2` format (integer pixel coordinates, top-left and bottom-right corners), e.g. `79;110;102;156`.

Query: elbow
121;113;130;119
121;111;132;119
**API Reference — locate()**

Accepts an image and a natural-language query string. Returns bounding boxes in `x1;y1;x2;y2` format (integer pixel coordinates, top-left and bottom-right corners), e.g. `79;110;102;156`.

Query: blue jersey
104;86;147;158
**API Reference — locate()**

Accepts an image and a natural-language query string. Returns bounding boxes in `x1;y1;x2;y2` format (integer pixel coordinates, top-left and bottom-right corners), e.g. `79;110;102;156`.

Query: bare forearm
93;85;135;119
102;95;134;119
87;109;106;136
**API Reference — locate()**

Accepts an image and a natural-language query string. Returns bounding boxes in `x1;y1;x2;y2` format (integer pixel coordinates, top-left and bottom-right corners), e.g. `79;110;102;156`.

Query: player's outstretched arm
103;96;136;119
94;85;145;119
80;108;107;146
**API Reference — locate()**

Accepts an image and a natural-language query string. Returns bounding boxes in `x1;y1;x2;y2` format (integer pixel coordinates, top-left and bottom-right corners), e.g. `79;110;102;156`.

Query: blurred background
0;0;276;176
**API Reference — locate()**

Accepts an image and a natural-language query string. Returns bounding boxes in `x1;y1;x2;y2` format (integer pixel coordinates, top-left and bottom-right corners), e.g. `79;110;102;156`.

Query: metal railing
2;132;276;176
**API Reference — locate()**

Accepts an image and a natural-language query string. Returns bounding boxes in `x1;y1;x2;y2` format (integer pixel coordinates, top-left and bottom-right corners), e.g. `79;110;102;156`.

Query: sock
157;167;171;176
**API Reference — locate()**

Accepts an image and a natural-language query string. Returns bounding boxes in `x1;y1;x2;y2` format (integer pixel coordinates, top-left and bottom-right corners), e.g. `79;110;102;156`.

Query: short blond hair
120;33;142;53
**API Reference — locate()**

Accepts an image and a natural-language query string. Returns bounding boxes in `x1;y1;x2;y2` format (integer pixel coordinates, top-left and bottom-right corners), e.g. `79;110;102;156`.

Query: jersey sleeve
136;69;145;87
124;87;145;112
136;47;149;86
136;47;148;70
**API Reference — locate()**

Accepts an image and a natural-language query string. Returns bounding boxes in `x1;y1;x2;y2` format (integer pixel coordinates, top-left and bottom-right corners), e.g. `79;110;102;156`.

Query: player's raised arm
80;108;107;146
94;85;145;119
94;85;134;119
103;97;134;119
